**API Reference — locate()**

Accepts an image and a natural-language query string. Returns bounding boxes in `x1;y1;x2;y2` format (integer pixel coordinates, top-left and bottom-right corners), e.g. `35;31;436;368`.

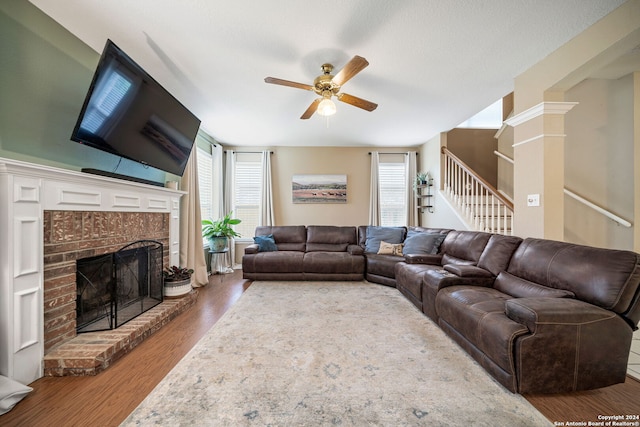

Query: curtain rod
224;150;274;154
368;152;418;155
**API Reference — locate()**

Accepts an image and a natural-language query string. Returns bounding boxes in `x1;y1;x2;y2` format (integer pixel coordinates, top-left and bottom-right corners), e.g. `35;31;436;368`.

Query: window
197;146;213;222
378;156;407;226
233;154;262;240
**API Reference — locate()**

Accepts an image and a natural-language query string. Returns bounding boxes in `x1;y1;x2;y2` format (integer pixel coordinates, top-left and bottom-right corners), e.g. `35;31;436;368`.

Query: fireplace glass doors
76;240;163;333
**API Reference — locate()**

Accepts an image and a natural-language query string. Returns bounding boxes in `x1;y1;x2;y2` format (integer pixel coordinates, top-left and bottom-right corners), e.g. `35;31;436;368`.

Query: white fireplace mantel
0;157;184;385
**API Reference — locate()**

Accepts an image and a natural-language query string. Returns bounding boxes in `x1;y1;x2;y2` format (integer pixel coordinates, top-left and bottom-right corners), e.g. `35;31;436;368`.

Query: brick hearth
44;291;197;376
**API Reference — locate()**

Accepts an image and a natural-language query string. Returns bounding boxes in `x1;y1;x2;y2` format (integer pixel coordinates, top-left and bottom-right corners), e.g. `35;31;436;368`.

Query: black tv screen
71;39;200;176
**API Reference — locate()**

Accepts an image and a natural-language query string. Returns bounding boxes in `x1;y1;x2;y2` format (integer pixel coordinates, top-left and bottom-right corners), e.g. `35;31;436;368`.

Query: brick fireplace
0;158;185;384
43;211;170;353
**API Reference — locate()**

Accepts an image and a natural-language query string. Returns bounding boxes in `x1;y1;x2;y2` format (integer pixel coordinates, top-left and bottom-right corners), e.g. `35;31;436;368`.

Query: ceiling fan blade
337;93;378;112
332;56;369;86
264;77;313;91
301;98;321;119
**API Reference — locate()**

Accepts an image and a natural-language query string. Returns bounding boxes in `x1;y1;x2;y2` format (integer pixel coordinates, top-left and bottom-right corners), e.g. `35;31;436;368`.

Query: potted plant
414;172;430;189
163;265;194;298
201;212;241;253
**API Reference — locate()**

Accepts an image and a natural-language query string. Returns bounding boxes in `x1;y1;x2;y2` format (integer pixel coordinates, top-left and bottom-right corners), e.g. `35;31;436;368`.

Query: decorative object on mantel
163;266;194;298
201;212;242;252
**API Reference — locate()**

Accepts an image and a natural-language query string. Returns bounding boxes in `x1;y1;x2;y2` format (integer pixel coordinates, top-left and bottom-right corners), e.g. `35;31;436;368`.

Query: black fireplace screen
76;240;163;333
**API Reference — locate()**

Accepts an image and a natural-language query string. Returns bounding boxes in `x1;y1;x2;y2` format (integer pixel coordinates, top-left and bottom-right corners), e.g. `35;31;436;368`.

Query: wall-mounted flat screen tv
71;39;200;177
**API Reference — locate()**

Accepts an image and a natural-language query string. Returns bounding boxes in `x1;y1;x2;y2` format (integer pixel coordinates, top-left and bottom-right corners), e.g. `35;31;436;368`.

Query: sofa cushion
494;272;575;299
435;286;529;375
303;251;364;275
253;235;277;252
255;226;306;251
402;232;446;255
364;226;405;253
306;226;356;252
366;253;405;278
307;243;348;252
378;241;404;255
439;230;492;265
243;251;304;273
507;238;640;317
476;234;522;276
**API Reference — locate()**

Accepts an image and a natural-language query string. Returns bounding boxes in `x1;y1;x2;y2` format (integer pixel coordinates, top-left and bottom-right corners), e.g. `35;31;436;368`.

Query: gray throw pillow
402;232;446;255
365;226;405;253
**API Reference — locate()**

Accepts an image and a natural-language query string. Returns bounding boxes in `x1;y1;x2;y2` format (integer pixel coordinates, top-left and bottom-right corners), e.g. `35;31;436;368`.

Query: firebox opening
76;240;163;333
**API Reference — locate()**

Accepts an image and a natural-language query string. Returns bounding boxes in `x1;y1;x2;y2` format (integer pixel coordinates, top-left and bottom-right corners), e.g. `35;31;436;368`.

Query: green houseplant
162;265;194;298
414;172;430;189
202;212;241;252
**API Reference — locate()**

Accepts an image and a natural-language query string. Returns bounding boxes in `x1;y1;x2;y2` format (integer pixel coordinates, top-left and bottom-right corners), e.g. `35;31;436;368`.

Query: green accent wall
0;0;171;183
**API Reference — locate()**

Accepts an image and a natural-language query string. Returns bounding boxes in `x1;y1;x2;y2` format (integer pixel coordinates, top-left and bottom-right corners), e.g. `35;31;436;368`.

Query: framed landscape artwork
292;174;347;204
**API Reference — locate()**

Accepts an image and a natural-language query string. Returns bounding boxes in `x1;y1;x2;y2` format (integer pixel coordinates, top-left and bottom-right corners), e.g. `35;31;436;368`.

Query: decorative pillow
0;375;32;415
364;226;405;253
402;232;446;255
253;235;277;252
377;241;404;256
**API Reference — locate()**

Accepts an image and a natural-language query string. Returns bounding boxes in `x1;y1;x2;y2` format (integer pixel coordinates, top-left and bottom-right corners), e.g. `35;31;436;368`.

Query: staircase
441;147;514;236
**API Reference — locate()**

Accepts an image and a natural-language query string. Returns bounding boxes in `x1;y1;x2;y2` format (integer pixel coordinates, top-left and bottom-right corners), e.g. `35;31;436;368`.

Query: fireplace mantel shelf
0;157;184;385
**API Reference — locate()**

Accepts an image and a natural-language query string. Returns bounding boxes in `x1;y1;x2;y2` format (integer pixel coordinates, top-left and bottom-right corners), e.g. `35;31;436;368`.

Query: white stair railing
442;147;514;235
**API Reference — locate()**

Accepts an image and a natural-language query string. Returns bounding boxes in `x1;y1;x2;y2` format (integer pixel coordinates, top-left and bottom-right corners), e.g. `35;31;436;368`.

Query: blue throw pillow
254;235;277;252
402;232;446;255
365;226;405;253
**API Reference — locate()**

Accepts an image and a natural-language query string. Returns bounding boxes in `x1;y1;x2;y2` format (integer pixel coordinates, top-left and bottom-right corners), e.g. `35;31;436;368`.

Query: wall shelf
415;180;434;213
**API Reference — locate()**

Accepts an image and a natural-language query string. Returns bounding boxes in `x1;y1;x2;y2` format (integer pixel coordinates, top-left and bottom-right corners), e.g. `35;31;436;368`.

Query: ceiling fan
264;55;378;119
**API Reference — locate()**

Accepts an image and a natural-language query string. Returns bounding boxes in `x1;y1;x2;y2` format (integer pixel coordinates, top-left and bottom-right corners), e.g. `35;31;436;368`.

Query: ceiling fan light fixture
317;98;336;116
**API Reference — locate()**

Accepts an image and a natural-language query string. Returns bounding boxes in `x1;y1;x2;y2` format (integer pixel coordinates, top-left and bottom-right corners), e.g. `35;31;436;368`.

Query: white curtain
368;151;381;226
260;151;275;226
179;148;208;287
405;151;418;226
223;150;236;267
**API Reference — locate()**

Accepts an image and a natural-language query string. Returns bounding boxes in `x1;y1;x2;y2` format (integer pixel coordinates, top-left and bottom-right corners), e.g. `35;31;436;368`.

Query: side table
209;247;233;274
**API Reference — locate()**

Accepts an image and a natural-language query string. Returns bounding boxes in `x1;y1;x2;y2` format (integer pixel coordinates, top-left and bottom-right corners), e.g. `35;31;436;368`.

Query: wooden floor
2;271;639;426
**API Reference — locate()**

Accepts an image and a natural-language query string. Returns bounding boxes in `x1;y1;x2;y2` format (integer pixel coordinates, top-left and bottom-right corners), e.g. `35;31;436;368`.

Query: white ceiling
29;0;627;147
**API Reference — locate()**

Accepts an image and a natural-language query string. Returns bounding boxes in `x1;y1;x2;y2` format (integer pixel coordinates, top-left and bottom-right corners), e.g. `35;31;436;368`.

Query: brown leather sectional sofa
243;224;640;394
242;225;365;281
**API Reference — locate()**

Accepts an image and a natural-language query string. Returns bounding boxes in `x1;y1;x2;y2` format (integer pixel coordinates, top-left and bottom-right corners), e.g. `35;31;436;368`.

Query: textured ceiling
29;0;626;147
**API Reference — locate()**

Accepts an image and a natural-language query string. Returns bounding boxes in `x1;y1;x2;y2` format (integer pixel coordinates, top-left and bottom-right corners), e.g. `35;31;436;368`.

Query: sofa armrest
244;244;259;255
504;296;632;393
443;264;493;278
505;297;618;333
347;244;363;255
404;253;442;265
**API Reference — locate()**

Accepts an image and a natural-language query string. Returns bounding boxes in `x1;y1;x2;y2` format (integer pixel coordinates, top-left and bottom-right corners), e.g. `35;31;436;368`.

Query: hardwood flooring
2;271;638;426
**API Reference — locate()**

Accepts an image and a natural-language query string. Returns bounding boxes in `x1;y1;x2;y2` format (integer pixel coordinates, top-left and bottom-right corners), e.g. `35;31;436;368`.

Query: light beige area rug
121;281;551;426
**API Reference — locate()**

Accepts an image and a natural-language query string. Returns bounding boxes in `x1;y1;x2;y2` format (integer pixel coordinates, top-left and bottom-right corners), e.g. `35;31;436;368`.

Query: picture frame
292;174;347;204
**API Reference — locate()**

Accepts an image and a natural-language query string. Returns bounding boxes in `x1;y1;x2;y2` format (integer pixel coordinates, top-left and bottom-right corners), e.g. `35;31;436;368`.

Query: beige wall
510;0;640;243
446;128;498;187
636;71;640;253
496;124;514;199
226;145;414;227
564;76;634;250
418;133;466;230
